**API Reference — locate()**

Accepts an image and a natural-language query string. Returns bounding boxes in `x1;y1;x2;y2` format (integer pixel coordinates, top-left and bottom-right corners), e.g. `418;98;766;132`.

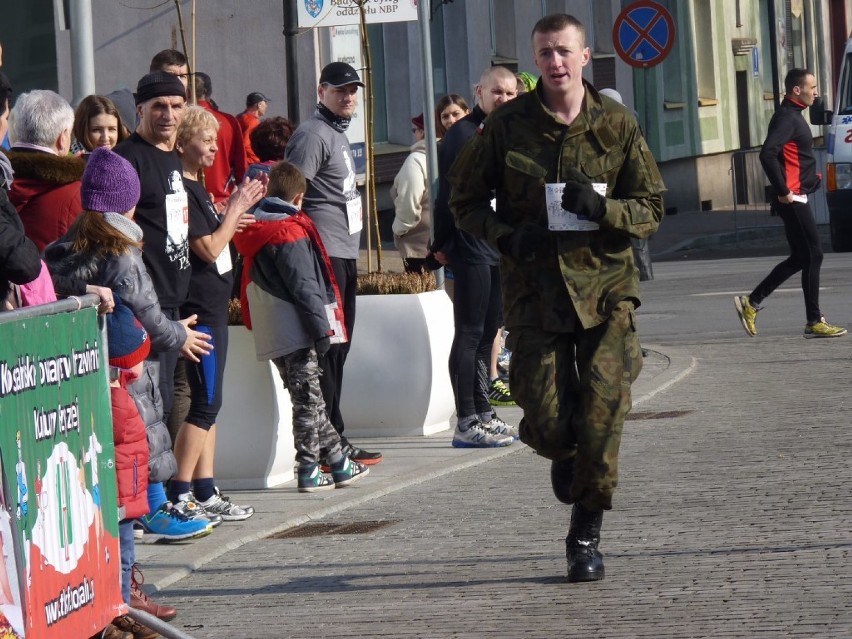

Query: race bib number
165;192;189;246
346;195;363;235
545;182;606;231
215;245;232;275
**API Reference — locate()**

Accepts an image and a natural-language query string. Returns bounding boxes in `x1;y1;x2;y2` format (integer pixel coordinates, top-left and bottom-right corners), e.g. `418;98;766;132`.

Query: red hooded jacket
7;150;84;251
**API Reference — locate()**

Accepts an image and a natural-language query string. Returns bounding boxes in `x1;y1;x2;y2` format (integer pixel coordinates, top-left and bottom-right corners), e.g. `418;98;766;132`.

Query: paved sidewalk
134;347;692;595
151;335;851;638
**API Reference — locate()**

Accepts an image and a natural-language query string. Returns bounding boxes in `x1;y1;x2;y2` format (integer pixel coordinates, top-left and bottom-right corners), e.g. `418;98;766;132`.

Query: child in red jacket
105;297;158;638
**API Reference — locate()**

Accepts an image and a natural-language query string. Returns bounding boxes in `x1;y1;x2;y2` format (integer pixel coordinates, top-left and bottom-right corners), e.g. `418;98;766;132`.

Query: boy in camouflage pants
233;162;369;492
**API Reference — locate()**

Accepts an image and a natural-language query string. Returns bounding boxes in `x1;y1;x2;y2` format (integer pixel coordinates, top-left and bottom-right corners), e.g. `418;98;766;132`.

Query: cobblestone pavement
155;336;852;638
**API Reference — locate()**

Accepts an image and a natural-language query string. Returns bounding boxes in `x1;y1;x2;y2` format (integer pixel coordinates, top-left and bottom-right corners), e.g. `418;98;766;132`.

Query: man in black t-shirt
115;72;198;422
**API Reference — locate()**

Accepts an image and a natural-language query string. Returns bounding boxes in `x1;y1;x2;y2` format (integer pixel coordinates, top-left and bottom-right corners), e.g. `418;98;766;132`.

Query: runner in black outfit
734;68;846;339
432;65;519;448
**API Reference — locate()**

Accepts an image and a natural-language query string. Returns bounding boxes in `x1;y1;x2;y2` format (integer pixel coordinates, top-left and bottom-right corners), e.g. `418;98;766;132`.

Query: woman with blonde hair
168;105;264;520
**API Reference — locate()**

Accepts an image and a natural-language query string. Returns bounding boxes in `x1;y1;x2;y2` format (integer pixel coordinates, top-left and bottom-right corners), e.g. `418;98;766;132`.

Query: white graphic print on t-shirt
165;170;190;270
341;146;362;235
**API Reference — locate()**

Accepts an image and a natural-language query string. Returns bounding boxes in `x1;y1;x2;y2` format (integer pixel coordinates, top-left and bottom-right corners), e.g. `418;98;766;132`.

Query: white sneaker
196;488;255;521
482;416;519;441
452;421;514;448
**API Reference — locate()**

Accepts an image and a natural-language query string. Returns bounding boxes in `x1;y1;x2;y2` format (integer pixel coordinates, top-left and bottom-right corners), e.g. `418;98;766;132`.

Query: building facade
1;0;850;217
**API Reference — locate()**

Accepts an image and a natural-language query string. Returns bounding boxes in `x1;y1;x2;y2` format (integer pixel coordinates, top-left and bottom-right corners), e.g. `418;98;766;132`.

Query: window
659;1;684;105
694;0;717;101
367;24;388;143
430;4;448;96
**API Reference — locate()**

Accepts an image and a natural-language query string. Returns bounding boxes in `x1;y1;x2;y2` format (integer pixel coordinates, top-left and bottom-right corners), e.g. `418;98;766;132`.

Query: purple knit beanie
81;147;141;213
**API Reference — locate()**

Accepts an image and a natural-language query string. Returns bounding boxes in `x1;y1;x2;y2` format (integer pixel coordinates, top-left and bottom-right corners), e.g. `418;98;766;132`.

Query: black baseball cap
319;62;364;88
246;92;270;107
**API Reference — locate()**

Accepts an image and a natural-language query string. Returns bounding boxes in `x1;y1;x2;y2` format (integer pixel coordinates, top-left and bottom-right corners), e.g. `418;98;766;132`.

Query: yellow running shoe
734;295;758;336
803;319;847;338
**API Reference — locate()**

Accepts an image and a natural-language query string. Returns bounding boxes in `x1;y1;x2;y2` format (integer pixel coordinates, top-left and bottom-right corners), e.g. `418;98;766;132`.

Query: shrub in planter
342;272;454;438
356;271;437;295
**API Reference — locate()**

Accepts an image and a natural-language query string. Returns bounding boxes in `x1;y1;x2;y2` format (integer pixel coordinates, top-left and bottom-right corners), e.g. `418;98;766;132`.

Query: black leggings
449;262;502;419
318;257;356;440
750;199;823;323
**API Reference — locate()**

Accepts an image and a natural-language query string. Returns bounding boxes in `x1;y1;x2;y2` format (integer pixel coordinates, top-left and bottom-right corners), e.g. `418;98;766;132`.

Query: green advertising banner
0;306;124;638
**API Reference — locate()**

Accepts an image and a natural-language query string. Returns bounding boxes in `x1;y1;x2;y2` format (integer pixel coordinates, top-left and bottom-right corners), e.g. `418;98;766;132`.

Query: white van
813;38;852;251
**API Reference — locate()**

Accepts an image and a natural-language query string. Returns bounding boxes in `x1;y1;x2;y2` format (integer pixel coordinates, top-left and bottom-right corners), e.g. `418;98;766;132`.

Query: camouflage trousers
507;300;642;511
273;348;344;468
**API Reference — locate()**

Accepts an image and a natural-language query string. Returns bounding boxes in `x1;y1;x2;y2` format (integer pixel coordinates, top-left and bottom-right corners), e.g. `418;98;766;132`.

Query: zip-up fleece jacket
759;97;821;197
233;197;347;361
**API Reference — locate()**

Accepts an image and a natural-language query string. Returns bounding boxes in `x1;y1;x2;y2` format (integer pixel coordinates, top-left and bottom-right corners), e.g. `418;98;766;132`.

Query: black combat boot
550;458;575;504
565;503;605;582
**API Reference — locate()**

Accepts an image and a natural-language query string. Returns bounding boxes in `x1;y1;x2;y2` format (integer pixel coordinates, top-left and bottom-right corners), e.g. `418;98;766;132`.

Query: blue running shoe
138;504;212;542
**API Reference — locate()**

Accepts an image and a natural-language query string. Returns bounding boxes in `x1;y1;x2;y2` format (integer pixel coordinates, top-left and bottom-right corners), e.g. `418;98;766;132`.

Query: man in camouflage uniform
450;13;665;582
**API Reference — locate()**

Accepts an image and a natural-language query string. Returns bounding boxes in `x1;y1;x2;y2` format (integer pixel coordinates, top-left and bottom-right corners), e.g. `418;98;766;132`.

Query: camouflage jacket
449;81;665;331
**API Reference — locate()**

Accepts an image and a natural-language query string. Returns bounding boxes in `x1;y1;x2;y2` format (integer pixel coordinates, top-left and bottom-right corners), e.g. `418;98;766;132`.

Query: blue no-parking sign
613;1;675;68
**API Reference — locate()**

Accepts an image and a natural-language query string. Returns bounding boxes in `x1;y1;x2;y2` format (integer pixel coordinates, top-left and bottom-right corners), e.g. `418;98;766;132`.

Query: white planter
341;290;455;438
214;326;295;489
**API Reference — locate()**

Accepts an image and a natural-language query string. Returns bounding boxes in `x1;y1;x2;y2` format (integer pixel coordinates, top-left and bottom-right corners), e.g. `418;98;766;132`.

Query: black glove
497;223;551;262
561;167;606;221
315;336;332;359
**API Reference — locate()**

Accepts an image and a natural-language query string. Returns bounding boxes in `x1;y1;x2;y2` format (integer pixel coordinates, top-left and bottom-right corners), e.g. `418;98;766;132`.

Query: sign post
612;0;675;69
613;1;675;144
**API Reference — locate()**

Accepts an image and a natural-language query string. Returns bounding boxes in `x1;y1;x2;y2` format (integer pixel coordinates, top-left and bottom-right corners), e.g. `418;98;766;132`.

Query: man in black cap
237;92;270;165
285;61;382;466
